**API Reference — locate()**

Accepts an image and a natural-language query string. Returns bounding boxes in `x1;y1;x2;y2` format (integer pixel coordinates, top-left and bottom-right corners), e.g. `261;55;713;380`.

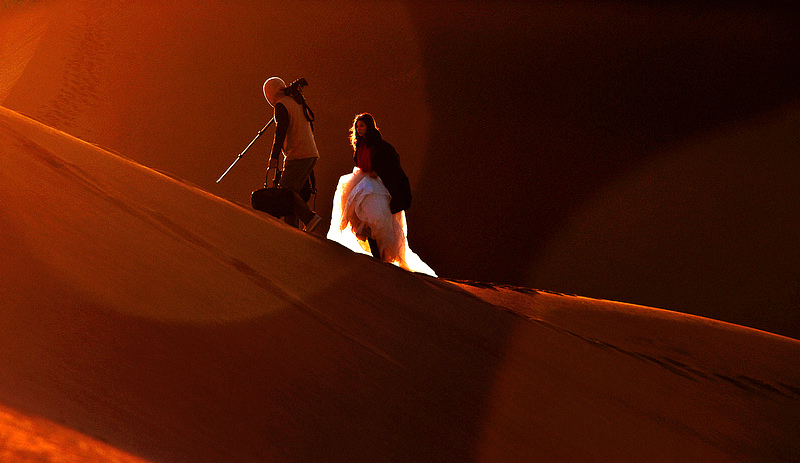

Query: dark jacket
355;137;412;214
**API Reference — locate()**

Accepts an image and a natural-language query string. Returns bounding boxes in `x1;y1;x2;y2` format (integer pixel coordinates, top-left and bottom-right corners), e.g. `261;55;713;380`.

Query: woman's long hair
349;113;381;150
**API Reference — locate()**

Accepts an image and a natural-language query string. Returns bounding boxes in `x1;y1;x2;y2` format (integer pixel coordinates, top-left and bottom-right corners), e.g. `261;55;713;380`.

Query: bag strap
266;166;282;188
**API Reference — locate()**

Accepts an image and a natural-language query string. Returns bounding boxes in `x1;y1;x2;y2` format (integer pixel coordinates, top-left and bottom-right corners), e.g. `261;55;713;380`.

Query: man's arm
268;103;289;168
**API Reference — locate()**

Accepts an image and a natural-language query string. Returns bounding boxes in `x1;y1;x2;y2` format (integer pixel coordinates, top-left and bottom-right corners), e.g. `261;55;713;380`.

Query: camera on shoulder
282;78;315;125
282;78;308;100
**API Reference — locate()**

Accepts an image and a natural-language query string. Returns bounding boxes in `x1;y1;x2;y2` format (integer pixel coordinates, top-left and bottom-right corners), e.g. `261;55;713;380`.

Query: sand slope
1;105;799;461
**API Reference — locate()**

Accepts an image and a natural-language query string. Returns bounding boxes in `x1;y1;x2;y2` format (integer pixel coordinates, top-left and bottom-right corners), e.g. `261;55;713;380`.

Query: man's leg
280;158;317;228
291;191;317;227
280;158;316;192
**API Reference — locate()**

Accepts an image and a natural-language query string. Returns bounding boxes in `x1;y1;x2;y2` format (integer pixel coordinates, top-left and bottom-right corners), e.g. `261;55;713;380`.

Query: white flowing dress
327;168;437;277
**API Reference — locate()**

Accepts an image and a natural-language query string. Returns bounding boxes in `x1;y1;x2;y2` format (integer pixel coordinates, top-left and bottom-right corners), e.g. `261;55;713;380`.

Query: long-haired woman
327;113;435;276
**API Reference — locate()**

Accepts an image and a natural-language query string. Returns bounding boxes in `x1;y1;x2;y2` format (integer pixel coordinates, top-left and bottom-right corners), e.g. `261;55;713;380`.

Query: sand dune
2;1;799;461
2;0;799;339
2;104;799;461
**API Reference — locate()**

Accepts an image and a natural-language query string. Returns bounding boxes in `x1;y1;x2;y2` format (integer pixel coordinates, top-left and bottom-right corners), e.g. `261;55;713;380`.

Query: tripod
216;117;275;183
